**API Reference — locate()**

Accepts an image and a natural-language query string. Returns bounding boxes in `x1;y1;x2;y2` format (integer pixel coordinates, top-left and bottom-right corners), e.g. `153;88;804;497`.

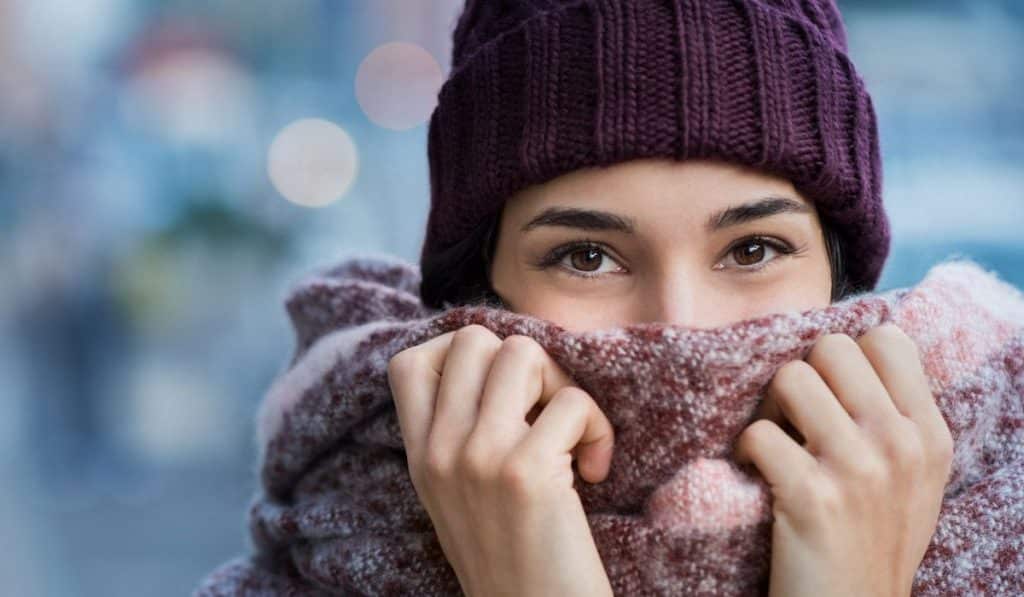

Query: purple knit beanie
421;0;890;293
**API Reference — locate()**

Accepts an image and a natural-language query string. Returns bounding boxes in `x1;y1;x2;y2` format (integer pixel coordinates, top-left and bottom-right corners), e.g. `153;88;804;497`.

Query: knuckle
740;418;775;446
813;483;843;517
459;437;497;482
880;322;915;346
387;348;417;377
422;446;455;485
771;359;815;390
498;455;539;499
793;473;842;518
847;452;888;486
552;385;592;412
900;441;927;471
862;323;919;357
453;324;500;348
882;420;927;470
500;334;545;362
808;332;857;363
822;332;859;351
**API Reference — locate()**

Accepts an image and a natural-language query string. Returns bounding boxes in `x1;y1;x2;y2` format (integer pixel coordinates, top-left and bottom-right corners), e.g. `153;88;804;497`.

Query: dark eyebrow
706;196;812;231
520;206;637;233
518;196;812;235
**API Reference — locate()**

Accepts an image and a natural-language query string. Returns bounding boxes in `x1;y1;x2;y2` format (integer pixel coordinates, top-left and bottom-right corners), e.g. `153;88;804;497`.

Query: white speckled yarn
195;254;1024;596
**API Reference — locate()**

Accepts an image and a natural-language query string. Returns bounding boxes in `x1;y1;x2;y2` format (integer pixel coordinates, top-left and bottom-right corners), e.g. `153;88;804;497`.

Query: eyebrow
519;196;812;234
706;196;812;231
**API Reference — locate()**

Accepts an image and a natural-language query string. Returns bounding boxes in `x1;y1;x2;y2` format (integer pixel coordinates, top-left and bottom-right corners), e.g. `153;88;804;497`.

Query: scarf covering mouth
195;254;1024;596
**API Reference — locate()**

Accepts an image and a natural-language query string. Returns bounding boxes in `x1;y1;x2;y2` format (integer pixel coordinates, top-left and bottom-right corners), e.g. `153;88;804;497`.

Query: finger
386;330;457;457
761;360;861;459
856;323;938;420
513;386;615;484
429;325;503;454
856;323;954;457
474;334;579;452
806;333;903;425
733;418;818;493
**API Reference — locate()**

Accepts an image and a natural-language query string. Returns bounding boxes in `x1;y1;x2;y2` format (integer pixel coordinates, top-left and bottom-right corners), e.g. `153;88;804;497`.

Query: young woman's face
488;157;833;333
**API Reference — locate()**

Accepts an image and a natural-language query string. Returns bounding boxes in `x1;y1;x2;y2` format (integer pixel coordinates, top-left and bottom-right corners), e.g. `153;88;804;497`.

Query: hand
386;324;616;597
733;323;954;597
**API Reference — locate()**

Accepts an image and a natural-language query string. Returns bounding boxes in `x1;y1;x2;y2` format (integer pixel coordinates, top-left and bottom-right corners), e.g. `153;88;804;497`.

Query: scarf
194;254;1024;596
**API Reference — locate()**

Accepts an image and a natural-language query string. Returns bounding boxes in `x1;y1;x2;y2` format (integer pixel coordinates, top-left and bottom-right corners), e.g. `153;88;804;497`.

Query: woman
385;1;954;595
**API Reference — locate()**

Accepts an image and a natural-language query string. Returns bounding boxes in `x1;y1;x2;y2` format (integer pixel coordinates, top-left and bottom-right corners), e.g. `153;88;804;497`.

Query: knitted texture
421;0;890;292
194;253;1024;595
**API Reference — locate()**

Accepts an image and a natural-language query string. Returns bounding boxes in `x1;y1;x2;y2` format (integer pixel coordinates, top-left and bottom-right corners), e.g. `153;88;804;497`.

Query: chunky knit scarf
195;254;1024;596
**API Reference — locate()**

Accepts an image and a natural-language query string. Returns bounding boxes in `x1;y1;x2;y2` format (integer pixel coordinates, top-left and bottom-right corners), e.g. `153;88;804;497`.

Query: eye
716;236;796;272
537;241;625;279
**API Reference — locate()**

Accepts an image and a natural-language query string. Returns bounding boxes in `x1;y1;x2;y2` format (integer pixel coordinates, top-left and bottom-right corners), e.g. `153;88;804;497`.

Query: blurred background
1;1;1021;595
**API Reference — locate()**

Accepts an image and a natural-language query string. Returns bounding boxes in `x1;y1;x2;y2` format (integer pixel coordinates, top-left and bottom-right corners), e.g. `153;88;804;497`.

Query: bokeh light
355;41;443;131
120;44;255;146
267;118;359;208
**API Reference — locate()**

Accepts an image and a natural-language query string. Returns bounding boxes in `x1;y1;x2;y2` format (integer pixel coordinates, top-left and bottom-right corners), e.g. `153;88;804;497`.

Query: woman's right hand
386;324;616;597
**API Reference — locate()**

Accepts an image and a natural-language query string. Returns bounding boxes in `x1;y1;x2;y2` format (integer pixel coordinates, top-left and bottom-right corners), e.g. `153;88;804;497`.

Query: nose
639;273;703;328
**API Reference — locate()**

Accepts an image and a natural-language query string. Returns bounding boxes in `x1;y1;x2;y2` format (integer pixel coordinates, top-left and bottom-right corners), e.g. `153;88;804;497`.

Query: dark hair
420;207;853;311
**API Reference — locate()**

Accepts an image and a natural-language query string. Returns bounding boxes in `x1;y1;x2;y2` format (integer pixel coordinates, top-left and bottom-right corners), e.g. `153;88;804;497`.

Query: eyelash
534;236;801;280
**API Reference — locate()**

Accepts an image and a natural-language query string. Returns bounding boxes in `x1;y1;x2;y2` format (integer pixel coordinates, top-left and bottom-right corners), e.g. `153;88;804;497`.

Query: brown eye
732;241;766;266
541;242;624;279
569;247;604;272
716;236;796;273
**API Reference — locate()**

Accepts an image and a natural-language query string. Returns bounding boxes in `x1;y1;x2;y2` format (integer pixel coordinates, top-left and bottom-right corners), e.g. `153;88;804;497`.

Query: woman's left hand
733;323;955;597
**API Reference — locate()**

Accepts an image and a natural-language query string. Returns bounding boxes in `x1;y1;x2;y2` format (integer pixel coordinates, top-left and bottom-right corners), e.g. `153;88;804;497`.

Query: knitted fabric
194;253;1024;595
421;0;890;292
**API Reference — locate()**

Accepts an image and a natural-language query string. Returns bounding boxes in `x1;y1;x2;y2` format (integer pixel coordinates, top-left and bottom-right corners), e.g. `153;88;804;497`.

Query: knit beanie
420;0;890;293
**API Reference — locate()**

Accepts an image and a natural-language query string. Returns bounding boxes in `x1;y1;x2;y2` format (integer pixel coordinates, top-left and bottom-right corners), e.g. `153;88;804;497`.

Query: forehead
504;157;812;226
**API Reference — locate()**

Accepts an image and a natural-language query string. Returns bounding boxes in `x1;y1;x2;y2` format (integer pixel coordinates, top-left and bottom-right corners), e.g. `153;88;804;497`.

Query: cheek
506;292;629;333
724;267;833;322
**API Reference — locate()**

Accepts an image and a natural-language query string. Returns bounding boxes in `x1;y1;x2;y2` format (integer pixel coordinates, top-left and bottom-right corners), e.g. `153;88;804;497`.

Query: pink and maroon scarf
195;254;1024;596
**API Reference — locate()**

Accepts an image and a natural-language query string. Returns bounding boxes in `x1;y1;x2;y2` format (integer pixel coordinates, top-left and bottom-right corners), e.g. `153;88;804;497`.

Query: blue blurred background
1;1;1021;595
